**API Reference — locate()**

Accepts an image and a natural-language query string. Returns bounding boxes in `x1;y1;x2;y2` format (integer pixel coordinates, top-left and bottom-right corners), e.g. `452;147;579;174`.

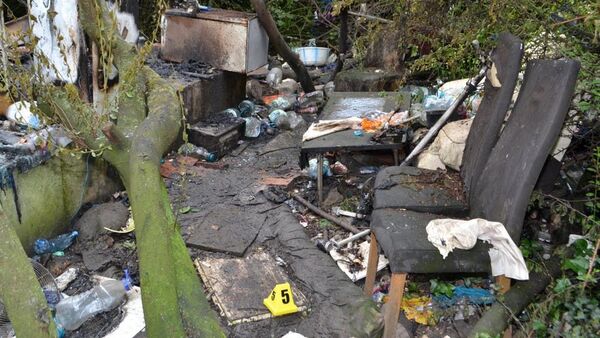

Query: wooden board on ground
195;250;308;325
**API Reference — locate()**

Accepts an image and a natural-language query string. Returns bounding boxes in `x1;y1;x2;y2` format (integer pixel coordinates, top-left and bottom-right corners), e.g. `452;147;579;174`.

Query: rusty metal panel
160;9;268;73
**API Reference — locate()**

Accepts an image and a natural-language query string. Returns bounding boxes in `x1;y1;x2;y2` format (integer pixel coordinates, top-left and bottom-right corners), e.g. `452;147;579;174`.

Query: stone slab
185;204;266;256
334;69;402;92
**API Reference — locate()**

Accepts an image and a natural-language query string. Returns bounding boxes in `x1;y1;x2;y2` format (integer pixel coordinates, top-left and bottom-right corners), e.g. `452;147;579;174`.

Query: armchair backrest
461;33;523;198
469;59;580;240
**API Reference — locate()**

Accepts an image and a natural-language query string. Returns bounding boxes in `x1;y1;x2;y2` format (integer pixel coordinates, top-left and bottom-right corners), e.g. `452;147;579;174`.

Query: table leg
393;149;399;166
317;154;323;207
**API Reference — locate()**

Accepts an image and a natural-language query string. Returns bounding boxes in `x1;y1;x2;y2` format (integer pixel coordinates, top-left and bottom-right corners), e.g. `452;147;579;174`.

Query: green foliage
524;147;600;337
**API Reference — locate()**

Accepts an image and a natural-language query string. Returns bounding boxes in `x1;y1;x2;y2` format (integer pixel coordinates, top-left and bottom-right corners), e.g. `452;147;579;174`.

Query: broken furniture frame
364;33;581;338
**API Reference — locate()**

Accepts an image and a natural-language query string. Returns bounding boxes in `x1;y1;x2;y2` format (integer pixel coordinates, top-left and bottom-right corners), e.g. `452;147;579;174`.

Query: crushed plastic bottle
177;143;217;162
34;231;78;255
423;90;455;111
308;158;333;179
55;279;128;331
6;101;42;129
244;117;262;138
266;67;283;87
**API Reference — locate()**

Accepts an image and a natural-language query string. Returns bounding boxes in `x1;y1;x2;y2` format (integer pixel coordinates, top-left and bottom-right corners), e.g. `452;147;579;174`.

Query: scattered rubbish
359;166;379;175
308;158;333;178
329;240;389;282
332;229;371;249
296;106;319;114
6;101;42;129
244;117;263;138
292;194;361;234
360;118;383;132
55;268;78;291
263;282;299;316
267;67;283;87
177;143;217;162
34;231;79;255
55;278;129;331
105;216;135;234
102;283;144;338
426;218;529;280
270;96;293;110
222;108;241;117
330;161;349;175
315;238;334;253
433;286;495;307
332;207;366;219
401;296;434;325
262;94;281;105
353;130;364;137
281;331;307;338
276;79;299;96
298;91;325;109
238;100;256;117
259;174;298;187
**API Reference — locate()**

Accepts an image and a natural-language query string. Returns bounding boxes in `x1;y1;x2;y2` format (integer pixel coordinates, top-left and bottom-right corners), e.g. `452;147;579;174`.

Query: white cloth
302;117;362;142
426;218;529;280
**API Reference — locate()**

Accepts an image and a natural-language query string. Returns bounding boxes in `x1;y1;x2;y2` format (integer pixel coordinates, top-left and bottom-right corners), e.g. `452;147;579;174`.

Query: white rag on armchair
426;218;529;280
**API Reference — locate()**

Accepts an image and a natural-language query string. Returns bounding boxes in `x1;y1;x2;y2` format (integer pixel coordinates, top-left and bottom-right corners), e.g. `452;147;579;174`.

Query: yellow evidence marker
263;282;299;316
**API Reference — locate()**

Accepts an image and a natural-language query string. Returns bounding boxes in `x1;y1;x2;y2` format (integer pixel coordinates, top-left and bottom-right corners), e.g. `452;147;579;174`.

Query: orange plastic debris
360;118;383;132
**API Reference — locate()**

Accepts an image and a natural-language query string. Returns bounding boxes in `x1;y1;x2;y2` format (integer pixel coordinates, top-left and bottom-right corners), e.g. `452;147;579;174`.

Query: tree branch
250;0;315;92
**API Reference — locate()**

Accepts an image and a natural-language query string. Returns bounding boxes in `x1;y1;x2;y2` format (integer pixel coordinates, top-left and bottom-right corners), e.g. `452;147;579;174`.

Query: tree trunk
0;211;56;338
0;0;225;336
250;0;315;93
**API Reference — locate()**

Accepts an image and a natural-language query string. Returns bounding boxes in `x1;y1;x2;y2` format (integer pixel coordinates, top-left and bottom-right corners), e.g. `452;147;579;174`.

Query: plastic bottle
221;108;241;118
6;101;42;129
266;67;283;87
238;100;255;117
34;231;79;255
308;158;332;178
178;143;217;162
244;117;262;138
55;279;128;331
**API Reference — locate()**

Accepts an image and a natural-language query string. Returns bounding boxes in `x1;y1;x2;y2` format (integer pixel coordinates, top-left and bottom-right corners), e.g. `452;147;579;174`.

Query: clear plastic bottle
55;279;127;331
194;146;217;162
244;117;262;138
34;231;79;255
266;67;283;87
178;143;217;162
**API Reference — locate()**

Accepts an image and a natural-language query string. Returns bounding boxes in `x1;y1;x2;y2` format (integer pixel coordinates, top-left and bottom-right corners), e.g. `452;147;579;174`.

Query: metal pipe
292;194;361;234
332;229;371;248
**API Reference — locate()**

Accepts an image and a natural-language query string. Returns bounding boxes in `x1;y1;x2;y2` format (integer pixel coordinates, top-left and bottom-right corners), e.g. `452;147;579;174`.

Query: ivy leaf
563;256;590;275
178;206;192;214
553;277;571;294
